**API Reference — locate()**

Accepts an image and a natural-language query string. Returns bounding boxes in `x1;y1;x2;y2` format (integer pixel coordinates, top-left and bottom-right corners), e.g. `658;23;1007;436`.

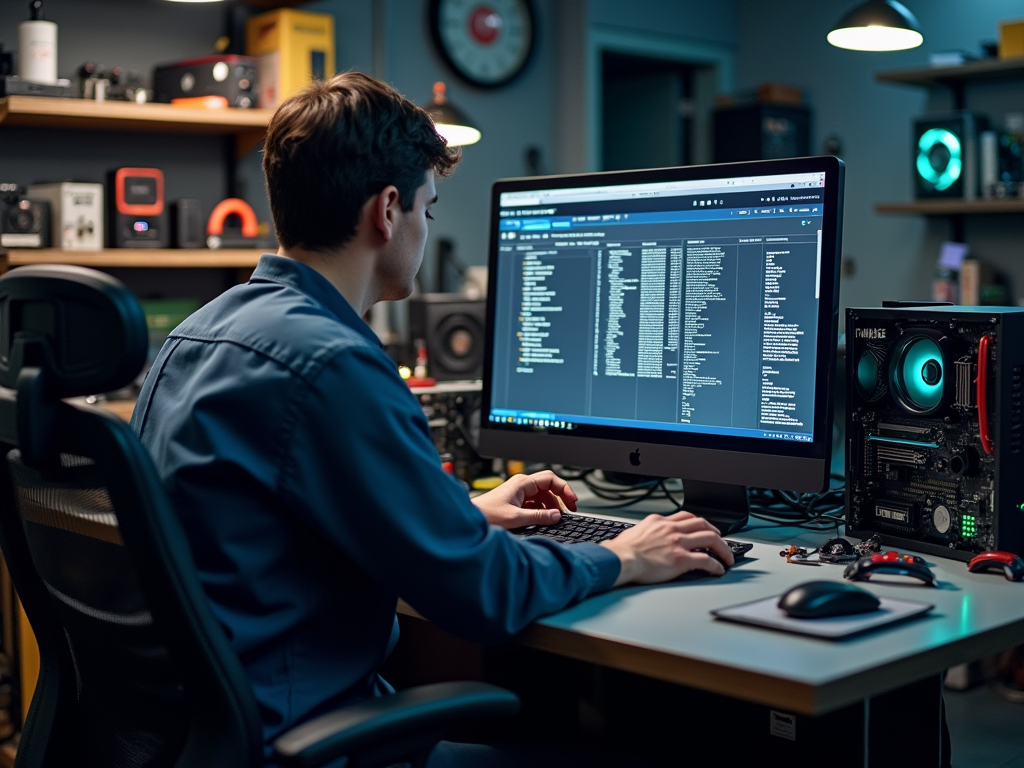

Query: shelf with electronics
0;97;273;273
873;58;1024;223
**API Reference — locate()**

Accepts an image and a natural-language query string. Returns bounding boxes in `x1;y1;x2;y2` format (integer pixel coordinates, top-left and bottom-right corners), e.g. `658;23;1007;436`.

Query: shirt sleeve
277;343;621;643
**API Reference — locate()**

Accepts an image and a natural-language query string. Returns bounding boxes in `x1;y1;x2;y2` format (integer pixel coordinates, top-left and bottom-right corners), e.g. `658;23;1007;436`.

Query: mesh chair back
7;450;188;768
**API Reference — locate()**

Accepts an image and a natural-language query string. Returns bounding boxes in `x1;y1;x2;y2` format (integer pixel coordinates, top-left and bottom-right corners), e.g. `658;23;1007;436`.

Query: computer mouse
843;556;938;587
777;580;880;619
967;551;1024;582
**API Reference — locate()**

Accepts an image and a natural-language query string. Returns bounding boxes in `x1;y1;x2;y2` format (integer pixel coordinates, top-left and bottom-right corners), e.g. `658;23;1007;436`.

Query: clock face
429;0;535;88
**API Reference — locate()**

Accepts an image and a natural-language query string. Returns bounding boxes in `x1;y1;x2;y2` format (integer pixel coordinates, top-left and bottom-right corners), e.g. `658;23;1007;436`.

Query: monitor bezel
479;156;845;493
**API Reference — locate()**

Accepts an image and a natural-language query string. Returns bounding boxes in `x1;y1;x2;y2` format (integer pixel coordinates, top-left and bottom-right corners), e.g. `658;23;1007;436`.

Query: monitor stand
681;480;749;535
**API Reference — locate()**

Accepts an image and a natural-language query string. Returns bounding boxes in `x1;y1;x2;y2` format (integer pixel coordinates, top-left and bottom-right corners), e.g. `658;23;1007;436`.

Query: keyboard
512;512;754;561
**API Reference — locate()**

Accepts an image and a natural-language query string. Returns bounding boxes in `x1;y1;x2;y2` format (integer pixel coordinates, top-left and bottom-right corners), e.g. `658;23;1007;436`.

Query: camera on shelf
0;183;50;249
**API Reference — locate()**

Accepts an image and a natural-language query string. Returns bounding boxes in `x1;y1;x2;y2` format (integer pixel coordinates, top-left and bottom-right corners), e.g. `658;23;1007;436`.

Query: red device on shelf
109;167;169;248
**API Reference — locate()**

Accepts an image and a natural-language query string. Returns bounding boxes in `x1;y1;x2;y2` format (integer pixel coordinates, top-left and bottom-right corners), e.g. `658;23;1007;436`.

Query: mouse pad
712;595;934;639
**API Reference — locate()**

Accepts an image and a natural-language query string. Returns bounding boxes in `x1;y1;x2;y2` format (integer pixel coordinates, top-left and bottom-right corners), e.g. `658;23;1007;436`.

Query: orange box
998;18;1024;59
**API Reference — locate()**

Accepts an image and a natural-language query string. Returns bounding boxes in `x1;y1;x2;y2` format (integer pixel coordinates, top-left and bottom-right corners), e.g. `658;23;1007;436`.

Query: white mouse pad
712;595;934;639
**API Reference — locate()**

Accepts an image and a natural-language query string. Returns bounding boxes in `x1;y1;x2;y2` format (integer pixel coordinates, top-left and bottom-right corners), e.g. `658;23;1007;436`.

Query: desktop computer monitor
479;156;845;532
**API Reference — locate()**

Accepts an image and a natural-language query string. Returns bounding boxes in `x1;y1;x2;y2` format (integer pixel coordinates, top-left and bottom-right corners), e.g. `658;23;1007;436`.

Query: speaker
408;294;485;382
913;112;987;200
846;305;1024;560
172;199;203;249
108;167;169;248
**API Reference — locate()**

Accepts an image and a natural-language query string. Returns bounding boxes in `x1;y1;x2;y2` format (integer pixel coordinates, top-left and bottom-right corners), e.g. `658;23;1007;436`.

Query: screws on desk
779;545;820;565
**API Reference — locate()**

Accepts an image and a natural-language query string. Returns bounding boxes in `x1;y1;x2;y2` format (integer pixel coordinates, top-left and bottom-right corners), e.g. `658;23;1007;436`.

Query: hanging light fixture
827;0;923;52
423;82;481;147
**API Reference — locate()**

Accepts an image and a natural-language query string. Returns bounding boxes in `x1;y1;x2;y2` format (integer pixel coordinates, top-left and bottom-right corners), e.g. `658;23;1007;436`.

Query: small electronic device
967;551;1024;582
713;104;810;163
777;581;880;618
0;75;71;98
26;182;104;251
408;295;485;382
0;184;50;248
152;55;257;109
206;198;274;249
172;199;204;249
413;381;487;482
914;113;986;200
846;305;1024;561
481;156;845;534
843;556;938;587
108;168;168;248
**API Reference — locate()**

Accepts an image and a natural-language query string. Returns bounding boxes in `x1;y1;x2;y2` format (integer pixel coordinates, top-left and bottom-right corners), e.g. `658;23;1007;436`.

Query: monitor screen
479;157;845;496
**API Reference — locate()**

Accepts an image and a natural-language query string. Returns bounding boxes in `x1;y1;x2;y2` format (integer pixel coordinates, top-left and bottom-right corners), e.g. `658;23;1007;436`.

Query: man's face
378;172;436;302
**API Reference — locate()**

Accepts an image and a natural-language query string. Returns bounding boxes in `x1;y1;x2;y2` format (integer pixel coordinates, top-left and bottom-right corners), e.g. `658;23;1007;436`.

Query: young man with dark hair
133;72;733;765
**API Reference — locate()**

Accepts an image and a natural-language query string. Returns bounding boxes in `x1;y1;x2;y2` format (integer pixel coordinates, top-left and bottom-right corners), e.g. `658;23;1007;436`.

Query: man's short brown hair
263;72;460;252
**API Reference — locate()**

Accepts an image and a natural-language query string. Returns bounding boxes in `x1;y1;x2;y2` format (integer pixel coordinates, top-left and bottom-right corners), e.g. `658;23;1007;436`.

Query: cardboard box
245;8;335;109
998;18;1024;60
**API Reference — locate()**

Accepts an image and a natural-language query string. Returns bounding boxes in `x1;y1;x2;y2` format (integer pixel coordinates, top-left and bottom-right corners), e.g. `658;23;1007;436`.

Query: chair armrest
272;681;520;768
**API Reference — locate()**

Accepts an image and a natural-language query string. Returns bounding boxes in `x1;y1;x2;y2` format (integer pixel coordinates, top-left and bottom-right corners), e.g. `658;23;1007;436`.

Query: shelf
0;96;273;157
2;249;264;269
876;58;1024;88
875;199;1024;216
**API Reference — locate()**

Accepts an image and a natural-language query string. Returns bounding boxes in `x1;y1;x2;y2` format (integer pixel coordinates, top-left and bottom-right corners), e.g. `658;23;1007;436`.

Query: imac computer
479;156;845;533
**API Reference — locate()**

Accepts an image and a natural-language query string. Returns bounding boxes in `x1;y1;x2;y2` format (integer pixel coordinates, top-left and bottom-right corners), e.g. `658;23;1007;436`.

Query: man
132;72;734;765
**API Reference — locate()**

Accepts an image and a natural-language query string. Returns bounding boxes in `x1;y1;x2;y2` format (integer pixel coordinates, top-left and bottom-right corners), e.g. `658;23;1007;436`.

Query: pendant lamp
827;0;923;52
423;82;481;147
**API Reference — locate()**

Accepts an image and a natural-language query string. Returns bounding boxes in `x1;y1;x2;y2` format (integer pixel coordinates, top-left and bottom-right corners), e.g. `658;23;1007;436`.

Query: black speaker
846;305;1024;560
408;294;485;382
172;199;203;248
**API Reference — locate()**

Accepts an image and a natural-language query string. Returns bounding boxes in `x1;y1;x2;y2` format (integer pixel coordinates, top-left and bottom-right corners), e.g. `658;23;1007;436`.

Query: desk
398;491;1024;767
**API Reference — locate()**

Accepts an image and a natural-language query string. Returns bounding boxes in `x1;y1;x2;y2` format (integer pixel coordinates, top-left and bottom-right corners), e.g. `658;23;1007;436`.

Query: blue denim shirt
131;254;620;755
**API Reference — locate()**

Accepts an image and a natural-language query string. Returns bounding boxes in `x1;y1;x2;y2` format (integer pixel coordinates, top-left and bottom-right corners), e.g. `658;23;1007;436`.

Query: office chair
0;265;519;768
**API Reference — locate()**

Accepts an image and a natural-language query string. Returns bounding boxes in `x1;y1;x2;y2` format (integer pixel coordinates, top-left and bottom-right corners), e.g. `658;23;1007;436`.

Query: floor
946;684;1024;768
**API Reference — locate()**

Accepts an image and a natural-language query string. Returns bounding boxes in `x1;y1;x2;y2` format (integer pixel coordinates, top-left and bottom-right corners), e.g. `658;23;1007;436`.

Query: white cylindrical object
980;131;998;199
18;19;58;84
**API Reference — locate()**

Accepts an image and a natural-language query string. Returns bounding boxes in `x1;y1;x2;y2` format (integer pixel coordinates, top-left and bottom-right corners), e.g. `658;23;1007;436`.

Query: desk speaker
846;305;1024;560
408;295;485;382
913;113;987;200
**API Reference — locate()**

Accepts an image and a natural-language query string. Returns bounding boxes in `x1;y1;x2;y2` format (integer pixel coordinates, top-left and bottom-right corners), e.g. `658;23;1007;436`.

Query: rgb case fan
913;112;986;200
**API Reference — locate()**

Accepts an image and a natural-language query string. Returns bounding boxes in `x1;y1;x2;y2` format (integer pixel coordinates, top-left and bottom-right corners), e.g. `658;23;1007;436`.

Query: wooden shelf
0;96;273;157
2;249;264;269
876;58;1024;88
875;199;1024;216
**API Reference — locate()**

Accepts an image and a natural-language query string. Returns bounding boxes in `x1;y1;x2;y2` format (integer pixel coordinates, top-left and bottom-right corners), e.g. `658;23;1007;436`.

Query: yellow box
998;18;1024;60
246;8;335;108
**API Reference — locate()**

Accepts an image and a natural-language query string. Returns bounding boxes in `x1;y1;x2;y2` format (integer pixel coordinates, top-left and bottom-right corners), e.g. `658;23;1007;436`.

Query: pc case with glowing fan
846;305;1024;560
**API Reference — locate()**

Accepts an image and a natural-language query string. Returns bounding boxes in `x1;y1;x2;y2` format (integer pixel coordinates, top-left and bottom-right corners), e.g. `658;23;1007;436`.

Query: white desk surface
513;490;1024;715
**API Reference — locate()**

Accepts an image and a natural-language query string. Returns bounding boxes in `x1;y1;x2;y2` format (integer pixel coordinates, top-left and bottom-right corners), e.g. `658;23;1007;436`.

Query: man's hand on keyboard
600;512;735;586
472;470;578;530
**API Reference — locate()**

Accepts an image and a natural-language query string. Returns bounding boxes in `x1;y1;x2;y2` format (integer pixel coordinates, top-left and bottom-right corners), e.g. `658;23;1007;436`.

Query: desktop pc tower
845;305;1024;560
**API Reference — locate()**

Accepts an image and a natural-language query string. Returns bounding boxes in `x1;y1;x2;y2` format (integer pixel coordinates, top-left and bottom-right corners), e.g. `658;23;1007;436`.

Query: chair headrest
0;265;148;397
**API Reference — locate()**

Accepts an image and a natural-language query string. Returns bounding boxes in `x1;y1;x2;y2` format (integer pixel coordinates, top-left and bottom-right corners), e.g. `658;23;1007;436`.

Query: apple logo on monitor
629;448;641;466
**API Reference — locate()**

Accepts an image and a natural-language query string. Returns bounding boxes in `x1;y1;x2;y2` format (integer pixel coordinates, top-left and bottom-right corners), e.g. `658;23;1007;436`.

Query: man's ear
369;185;402;242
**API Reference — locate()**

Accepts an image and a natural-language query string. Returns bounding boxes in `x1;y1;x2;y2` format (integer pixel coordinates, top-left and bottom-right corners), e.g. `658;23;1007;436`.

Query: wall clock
428;0;536;88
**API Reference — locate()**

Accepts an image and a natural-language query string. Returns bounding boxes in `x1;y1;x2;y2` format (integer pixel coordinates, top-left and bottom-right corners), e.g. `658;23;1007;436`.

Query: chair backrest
0;265;263;768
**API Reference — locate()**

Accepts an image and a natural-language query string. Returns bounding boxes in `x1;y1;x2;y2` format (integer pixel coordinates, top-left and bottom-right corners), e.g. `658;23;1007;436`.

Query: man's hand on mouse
472;469;577;529
601;512;735;586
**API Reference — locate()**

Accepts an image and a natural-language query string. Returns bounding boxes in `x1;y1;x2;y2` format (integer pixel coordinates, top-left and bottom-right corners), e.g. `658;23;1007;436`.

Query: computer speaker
913;112;987;200
408;294;485;381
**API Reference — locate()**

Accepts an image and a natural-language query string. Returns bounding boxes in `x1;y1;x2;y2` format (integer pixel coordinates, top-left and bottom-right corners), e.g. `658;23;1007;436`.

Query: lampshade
827;0;923;51
423;82;481;147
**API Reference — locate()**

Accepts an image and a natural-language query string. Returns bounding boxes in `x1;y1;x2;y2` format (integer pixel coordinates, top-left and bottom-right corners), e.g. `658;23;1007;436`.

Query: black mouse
778;580;881;619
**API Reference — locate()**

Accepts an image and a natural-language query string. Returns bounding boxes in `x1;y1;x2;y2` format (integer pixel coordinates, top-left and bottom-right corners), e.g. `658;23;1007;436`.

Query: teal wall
734;0;1024;312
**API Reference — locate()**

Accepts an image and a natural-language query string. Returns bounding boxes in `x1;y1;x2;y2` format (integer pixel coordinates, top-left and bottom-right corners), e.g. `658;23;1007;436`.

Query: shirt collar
250;254;382;347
